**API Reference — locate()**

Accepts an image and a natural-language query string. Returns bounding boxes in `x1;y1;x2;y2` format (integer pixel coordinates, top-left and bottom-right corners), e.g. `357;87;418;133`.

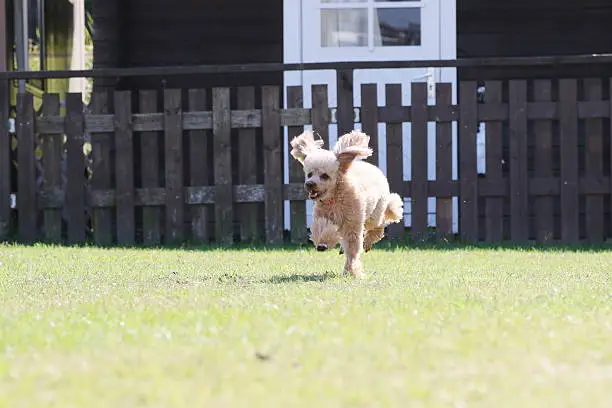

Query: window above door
301;0;439;62
320;0;421;48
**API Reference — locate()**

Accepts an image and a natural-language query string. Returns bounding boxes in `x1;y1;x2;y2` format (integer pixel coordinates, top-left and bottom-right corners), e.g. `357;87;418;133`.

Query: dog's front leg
342;227;365;278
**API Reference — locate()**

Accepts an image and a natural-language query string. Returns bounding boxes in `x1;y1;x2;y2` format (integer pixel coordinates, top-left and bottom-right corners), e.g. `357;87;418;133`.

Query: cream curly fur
310;217;341;250
290;130;404;278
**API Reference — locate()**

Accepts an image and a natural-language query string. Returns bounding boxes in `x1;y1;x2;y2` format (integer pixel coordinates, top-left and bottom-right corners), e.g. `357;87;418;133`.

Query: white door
283;0;458;232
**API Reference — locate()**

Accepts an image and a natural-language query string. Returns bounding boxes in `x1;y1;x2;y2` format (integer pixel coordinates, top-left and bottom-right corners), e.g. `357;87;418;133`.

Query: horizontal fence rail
1;53;612;80
3;76;612;246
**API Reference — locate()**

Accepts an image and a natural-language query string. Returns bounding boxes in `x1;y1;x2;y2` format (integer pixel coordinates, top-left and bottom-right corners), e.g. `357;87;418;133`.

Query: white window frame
302;0;440;63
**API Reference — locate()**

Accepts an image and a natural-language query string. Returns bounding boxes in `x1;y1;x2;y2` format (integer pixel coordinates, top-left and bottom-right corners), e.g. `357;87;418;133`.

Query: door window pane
373;8;421;46
321;9;368;47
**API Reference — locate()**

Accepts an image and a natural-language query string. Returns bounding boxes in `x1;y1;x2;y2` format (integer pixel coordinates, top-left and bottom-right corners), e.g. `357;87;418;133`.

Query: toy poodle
291;130;404;278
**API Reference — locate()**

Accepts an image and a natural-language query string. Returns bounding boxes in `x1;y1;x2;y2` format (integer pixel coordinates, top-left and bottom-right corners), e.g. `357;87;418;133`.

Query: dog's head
290;130;373;201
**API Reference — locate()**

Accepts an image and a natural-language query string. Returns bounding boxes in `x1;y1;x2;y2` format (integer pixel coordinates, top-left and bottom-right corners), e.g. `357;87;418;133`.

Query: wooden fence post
17;93;37;242
385;84;404;241
533;80;554;243
262;86;284;244
287;85;307;243
584;78;604;244
140;90;162;245
559;79;579;243
188;89;210;243
237;86;260;242
459;81;479;243
164;89;184;244
41;94;63;243
213;87;233;245
114;90;135;245
65;93;86;244
435;83;454;240
410;82;429;241
484;81;504;243
90;91;114;245
509;80;529;242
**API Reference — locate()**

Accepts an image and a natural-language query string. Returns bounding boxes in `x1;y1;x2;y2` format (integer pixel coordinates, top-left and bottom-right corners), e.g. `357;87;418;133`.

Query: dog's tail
384;193;404;224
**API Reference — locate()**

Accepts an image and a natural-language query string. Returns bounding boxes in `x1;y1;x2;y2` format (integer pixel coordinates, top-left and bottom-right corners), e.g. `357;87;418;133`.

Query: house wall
458;0;612;80
92;0;283;90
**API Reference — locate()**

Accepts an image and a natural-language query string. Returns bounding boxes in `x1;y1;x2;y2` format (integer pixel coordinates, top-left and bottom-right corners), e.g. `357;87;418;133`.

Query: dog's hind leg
364;227;385;252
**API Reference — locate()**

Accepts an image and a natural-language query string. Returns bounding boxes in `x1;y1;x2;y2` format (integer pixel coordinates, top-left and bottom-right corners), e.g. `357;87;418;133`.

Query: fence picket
188;89;210;243
213;87;233;245
0;79;10;239
65;93;86;244
360;84;378;167
17;93;37;242
41;94;63;243
287;86;307;243
509;80;529;242
610;77;612;241
90;91;114;245
584;78;604;244
237;87;260;242
484;81;503;243
140;90;162;245
311;85;330;147
336;69;354;135
559;79;579;243
459;81;479;242
164;89;184;244
533;80;554;243
435;83;453;239
410;82;428;241
386;84;404;241
114;91;135;244
262;86;284;244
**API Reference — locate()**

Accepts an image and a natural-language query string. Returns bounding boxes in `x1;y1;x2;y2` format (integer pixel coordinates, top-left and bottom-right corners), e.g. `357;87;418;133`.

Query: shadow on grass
265;271;339;284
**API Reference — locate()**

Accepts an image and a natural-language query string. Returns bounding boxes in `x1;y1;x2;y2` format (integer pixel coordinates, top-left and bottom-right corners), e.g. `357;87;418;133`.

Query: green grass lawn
1;243;611;407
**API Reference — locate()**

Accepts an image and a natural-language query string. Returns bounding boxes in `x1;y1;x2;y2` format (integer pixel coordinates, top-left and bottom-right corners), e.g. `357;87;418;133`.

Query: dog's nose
316;244;327;252
305;180;315;189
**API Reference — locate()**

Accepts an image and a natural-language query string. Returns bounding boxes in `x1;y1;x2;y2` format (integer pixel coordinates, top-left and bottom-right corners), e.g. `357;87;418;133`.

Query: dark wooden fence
3;77;612;245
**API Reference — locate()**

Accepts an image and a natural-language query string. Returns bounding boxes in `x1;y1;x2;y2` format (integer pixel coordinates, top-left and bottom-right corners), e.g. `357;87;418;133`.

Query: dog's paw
343;265;365;279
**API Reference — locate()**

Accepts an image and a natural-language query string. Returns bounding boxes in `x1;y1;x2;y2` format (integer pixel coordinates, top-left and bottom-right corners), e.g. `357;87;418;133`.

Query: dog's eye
307;172;313;178
320;173;330;181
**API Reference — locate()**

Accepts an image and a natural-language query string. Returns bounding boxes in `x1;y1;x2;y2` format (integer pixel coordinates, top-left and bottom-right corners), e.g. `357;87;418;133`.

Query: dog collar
320;198;336;206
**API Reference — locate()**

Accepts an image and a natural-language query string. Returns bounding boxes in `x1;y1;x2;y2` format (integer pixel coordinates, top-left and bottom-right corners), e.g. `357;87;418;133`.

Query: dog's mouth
308;191;322;200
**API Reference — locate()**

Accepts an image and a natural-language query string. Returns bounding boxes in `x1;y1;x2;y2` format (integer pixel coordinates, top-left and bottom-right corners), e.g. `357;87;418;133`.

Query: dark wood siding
92;0;122;89
458;0;612;80
92;0;283;90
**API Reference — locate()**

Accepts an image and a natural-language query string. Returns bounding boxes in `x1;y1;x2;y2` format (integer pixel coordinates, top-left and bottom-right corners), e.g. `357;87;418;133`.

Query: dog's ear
333;130;373;172
290;130;324;165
